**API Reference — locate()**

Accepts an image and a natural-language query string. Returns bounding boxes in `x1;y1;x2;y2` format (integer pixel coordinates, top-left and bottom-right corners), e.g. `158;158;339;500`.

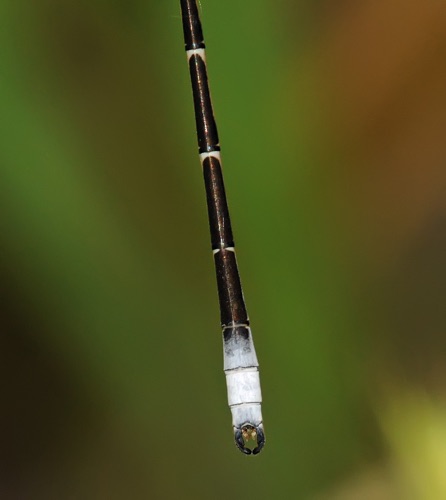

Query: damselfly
179;0;265;455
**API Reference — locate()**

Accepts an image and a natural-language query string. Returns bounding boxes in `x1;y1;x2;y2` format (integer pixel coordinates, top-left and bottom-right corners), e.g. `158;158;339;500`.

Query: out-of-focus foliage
1;0;446;498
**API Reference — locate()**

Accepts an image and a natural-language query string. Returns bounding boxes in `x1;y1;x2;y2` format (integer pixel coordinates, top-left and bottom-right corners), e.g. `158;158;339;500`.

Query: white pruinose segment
186;47;206;62
199;150;221;163
226;368;261;406
226;370;263;428
231;403;263;430
223;327;259;371
223;326;263;428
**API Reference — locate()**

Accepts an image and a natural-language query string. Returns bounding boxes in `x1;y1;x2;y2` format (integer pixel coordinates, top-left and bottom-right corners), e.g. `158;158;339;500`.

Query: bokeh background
2;0;446;498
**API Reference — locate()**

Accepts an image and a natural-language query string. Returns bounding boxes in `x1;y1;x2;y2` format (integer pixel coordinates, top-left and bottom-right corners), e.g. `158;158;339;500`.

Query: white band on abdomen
225;368;262;407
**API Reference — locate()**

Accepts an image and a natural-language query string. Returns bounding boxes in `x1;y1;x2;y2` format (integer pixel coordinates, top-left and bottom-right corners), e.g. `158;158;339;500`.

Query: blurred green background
2;0;446;498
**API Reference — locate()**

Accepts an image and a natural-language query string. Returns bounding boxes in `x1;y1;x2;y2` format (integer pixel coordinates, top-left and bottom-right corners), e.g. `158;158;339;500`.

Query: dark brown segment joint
188;55;219;153
202;155;234;250
214;249;248;327
180;0;205;50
